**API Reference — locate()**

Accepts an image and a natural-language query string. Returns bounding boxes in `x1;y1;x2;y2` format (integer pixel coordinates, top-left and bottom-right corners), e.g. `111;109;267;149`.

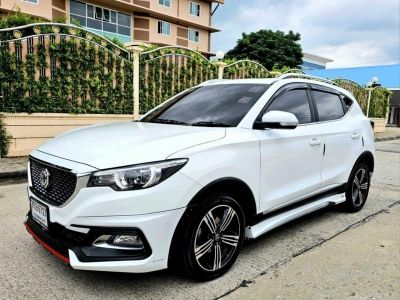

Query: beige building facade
0;0;223;55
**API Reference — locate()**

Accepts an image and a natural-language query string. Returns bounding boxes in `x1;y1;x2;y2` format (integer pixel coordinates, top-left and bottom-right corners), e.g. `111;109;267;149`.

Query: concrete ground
225;204;400;300
0;140;399;300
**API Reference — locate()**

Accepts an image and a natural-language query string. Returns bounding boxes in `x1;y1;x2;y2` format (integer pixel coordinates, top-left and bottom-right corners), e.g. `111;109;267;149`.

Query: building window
189;2;200;17
87;4;94;18
159;0;171;7
158;21;171;35
69;0;131;43
25;0;38;4
95;7;102;20
103;9;110;22
71;0;86;16
111;11;117;23
188;28;199;42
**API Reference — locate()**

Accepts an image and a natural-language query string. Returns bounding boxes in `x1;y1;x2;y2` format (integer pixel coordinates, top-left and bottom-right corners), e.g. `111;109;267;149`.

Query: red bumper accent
25;223;70;264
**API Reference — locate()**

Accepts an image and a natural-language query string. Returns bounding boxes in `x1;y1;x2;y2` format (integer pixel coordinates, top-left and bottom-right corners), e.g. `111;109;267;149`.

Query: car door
310;85;362;187
253;84;324;213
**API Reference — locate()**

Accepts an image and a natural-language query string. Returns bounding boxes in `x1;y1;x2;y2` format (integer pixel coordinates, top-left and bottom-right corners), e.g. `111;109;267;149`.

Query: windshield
141;84;270;127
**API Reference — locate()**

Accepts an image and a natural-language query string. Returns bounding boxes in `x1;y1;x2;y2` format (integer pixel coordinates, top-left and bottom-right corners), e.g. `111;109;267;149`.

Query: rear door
310;85;362;187
254;84;324;212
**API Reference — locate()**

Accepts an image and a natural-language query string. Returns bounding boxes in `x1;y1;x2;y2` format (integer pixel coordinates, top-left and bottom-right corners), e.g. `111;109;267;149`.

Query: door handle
351;133;361;139
309;138;321;146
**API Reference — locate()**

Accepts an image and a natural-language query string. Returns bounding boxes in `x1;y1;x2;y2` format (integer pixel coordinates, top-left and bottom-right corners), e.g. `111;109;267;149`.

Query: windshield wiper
150;118;188;125
191;121;231;127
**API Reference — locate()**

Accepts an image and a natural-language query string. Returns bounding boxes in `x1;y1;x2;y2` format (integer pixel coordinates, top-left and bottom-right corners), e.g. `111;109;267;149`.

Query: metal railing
0;22;131;60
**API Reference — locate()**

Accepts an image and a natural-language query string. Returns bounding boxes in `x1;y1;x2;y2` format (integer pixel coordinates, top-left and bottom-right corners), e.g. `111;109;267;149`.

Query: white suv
25;74;375;280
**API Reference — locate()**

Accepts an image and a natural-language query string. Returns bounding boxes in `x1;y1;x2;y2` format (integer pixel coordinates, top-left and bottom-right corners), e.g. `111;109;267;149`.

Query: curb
0;136;398;181
374;135;400;142
0;170;27;180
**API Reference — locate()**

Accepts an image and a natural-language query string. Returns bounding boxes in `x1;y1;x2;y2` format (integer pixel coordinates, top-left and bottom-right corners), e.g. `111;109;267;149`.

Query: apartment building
0;0;223;55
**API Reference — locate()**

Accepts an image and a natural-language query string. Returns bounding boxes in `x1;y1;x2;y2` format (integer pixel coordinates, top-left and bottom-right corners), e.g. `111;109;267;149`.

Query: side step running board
245;193;346;239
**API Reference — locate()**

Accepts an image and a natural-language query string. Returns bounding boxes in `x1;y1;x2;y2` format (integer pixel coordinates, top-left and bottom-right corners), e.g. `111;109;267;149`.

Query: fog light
93;233;144;249
112;234;143;248
94;235;112;244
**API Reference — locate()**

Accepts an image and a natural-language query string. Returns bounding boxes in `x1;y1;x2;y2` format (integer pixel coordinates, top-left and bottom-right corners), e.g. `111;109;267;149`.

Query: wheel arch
185;177;258;222
354;151;375;173
168;177;257;268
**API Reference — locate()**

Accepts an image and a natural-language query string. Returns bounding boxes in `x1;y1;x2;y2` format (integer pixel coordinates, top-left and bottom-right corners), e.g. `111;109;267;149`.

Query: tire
172;193;245;281
343;162;370;212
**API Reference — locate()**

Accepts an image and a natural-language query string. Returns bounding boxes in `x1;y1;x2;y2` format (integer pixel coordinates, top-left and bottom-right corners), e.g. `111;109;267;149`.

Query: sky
210;0;400;68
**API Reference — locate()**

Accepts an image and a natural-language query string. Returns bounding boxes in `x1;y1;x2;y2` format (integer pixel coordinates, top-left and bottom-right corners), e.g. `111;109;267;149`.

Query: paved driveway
0;140;399;300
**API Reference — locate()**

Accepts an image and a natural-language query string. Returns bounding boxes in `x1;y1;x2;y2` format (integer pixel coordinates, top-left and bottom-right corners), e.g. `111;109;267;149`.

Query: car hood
37;121;226;170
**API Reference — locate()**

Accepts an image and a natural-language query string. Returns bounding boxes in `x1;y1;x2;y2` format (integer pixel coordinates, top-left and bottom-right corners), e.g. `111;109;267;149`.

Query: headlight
88;159;188;191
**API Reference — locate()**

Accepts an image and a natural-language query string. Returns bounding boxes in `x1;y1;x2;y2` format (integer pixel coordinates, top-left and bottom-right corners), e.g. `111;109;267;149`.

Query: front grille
30;158;77;206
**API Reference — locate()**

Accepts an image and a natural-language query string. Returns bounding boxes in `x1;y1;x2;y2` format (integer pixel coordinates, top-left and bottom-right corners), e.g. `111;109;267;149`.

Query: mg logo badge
39;168;51;189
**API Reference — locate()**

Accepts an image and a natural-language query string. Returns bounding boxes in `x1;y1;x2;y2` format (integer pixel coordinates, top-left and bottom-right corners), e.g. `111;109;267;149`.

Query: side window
267;89;312;124
313;91;345;121
342;96;353;112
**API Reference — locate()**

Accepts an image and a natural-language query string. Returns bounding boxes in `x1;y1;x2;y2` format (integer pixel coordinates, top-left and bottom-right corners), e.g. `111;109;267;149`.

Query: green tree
226;29;303;69
0;114;12;157
0;9;46;29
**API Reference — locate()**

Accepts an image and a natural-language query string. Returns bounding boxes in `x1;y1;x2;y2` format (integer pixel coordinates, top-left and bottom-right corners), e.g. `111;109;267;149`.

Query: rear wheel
343;162;370;212
173;194;245;280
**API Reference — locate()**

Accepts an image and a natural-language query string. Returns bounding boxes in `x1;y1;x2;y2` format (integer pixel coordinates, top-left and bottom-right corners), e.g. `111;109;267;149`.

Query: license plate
31;199;48;230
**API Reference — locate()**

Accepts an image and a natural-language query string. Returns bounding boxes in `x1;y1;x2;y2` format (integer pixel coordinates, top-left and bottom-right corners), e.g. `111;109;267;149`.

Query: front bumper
25;207;185;273
26;151;199;272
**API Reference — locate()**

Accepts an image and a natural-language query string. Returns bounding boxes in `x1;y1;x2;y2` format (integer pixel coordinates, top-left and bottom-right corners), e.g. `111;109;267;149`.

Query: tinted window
118;26;130;36
118;13;131;26
70;0;86;16
342;96;353;112
70;14;86;27
142;84;269;127
87;5;94;18
111;11;117;23
103;9;110;22
104;23;117;33
267;89;312;124
87;18;102;30
95;7;103;20
313;91;345;121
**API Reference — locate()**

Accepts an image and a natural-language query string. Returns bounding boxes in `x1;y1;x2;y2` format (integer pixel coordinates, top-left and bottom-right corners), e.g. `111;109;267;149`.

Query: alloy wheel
193;204;241;271
351;168;369;207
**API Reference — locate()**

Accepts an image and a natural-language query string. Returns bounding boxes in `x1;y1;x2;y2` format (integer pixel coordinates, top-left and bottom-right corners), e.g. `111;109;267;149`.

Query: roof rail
277;73;339;86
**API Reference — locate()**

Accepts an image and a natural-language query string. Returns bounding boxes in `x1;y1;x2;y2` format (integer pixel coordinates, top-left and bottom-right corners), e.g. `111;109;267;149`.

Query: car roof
200;78;276;85
200;76;355;100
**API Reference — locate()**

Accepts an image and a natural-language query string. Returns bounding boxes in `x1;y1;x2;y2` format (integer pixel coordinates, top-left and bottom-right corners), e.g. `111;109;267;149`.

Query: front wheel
343;162;370;212
176;194;245;280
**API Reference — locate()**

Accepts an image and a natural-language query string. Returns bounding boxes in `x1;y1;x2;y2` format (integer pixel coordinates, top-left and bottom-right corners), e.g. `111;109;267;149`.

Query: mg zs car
25;74;375;280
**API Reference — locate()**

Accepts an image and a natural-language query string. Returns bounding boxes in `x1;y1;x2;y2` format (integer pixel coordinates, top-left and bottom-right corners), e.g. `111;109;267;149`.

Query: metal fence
0;23;390;119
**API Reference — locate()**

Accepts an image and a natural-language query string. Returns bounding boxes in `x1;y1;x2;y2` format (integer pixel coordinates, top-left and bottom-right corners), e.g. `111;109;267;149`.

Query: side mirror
254;111;299;130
